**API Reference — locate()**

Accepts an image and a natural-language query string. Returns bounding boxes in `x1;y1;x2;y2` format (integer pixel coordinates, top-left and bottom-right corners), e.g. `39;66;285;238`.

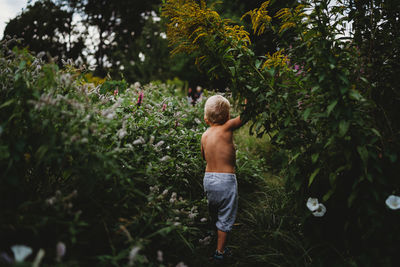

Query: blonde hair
204;95;230;124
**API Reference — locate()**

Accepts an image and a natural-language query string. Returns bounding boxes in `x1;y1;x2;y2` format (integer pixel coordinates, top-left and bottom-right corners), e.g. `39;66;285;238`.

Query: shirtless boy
201;95;244;261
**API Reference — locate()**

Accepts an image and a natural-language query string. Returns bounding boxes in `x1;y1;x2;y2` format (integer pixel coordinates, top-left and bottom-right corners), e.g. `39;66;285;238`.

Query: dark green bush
0;42;211;266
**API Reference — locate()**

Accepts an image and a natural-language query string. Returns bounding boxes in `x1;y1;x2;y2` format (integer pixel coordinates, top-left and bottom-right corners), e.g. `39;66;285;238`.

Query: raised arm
225;116;243;131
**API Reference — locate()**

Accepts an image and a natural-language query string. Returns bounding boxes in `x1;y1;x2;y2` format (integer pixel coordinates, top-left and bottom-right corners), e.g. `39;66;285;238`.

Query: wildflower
0;252;13;264
114;89;119;96
149;135;155;145
173;222;181;226
188;212;198;219
162;103;167;111
46;196;57;206
385;195;400;210
150;186;160;194
194;118;201;124
133;137;145;145
176;261;188;267
162;189;169;196
154;140;165;148
137;91;144;106
199;235;211;245
170;192;177;203
56;242;66;262
307;197;327;217
117;129;128;139
128;246;140;266
306;197;319;212
11;245;32;262
200;217;207;223
157;250;163;262
160;155;171;162
312;203;327;217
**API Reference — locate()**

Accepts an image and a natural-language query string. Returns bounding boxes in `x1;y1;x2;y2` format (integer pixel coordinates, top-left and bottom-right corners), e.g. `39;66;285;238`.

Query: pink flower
114;89;118;96
162;103;167;111
137;91;143;106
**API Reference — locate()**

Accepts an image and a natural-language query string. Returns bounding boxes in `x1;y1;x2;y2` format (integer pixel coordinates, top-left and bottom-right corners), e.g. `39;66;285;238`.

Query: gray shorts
203;172;238;232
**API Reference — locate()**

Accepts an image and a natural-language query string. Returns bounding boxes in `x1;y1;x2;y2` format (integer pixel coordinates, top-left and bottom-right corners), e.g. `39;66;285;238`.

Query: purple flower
137;91;144;106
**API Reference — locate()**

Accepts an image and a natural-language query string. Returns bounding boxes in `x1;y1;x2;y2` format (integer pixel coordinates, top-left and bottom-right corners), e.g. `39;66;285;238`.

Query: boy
201;95;244;261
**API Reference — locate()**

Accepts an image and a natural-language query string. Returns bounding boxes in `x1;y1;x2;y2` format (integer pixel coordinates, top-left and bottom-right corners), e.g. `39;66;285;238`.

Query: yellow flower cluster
262;49;289;69
241;1;272;36
162;0;250;58
275;4;306;33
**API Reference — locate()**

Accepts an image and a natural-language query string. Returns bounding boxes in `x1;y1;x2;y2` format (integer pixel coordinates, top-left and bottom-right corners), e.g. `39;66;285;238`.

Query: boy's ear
204;116;210;125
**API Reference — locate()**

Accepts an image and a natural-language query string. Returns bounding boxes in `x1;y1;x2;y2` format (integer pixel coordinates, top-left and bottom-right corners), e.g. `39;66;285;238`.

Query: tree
3;0;85;65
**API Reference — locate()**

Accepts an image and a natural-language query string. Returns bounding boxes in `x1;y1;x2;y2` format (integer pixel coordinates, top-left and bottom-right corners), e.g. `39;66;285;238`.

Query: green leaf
0;99;15;109
371;128;381;137
308;168;320;187
303;108;312;121
349;90;363;101
322;189;334;202
339;120;349;137
357;146;368;165
311;153;319;163
228;66;235;76
326;100;337;116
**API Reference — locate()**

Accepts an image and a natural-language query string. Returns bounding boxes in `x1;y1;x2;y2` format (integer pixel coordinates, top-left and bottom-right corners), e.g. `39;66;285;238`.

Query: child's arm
225;116;243;130
225;99;247;130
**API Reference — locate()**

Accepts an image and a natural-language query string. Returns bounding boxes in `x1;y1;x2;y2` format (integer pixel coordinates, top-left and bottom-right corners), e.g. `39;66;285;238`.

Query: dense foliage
163;0;399;265
0;41;211;266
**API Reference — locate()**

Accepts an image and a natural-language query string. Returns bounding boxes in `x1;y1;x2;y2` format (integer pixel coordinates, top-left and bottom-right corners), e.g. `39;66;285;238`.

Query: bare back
201;117;242;173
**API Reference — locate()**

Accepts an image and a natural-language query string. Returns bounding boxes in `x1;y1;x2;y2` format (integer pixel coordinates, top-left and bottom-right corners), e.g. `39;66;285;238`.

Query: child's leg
217;230;227;253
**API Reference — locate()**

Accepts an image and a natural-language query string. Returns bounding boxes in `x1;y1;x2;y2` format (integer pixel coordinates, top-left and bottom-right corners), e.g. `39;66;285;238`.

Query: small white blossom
312;203;327;217
385;195;400;210
176;261;188;267
160;156;171;162
199;235;211;245
11;245;32;262
157;250;163;262
162;189;169;196
128;246;140;266
173;222;181;226
194;118;201;124
154;140;164;148
200;217;207;223
149;135;155;145
117;129;127;139
133;137;145;145
306;197;319;212
56;242;66;262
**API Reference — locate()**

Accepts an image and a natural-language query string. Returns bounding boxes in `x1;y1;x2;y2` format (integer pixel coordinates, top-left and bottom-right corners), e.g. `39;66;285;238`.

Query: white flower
157;250;163;262
56;242;66;261
312;203;327;217
385;195;400;210
11;245;32;262
117;129;127;139
128;246;140;266
200;217;207;223
160;156;171;162
176;261;188;267
162;189;169;196
149;135;155;145
199;235;211;245
194;118;201;124
154;140;164;148
133;137;145;145
306;197;319;212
